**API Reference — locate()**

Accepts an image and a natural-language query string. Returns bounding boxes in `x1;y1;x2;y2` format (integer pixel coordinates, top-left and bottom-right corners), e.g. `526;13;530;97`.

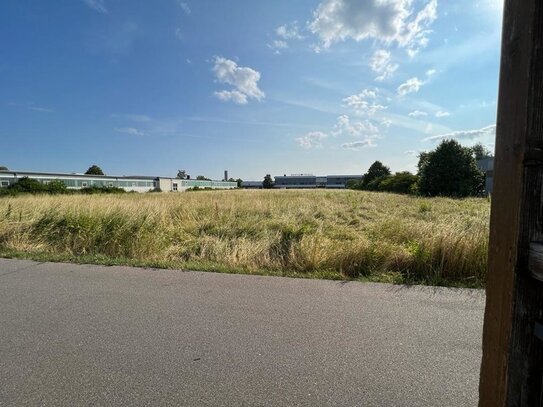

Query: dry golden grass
0;189;490;286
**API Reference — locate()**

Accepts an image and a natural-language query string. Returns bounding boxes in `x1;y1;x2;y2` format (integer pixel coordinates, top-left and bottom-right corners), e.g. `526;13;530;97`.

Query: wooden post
479;1;543;405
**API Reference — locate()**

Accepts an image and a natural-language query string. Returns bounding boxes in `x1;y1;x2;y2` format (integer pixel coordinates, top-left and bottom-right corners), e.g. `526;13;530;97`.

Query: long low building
242;174;364;189
0;170;237;192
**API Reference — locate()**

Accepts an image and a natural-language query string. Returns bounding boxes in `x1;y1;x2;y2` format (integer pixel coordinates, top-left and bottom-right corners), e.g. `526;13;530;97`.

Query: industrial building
242;174;364;189
476;157;494;194
0;170;237;192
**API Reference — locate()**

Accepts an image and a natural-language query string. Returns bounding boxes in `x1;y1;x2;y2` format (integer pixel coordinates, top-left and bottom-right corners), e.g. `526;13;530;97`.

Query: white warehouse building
0;170;237;192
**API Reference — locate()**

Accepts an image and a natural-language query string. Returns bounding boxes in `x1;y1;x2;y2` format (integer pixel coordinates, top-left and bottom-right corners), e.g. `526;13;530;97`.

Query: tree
362;161;390;188
418;139;485;197
85;165;104;175
177;170;188;179
235;178;243;188
196;175;211;181
263;174;274;189
0;166;8;171
377;172;419;194
471;143;492;160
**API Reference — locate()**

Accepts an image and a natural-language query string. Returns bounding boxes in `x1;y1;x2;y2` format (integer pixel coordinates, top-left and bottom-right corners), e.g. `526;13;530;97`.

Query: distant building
242;174;364;190
0;170;237;192
476;157;494;194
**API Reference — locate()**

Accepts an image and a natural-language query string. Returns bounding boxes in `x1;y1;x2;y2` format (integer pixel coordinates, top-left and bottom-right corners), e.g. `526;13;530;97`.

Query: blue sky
1;0;503;180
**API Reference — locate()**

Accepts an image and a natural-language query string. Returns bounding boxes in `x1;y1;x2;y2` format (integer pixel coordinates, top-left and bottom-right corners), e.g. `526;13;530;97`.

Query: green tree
85;165;104;175
196;175;211;180
46;180;68;194
418;139;484;197
471;143;492;160
236;178;243;188
263;174;274;189
9;177;45;193
362;161;390;188
377;172;419;194
0;166;8;171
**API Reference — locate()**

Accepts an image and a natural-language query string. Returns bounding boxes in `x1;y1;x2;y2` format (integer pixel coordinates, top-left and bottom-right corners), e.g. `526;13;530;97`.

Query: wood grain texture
479;0;541;405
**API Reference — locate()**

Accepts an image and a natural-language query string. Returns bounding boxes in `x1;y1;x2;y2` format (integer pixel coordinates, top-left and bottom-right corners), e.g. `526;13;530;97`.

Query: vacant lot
0;190;489;286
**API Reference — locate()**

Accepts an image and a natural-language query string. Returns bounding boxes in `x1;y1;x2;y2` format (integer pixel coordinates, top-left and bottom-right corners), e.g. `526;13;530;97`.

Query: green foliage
196;175;211;180
236;178;243;188
80;186;126;194
377;172;419;194
362;161;390;187
418;139;485;197
263;174;274;189
85;165;105;175
0;166;8;171
0;177;125;197
345;179;362;190
471;143;492;160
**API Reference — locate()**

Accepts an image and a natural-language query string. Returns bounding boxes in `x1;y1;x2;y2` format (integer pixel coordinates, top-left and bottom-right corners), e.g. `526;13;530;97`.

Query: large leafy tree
362;161;390;188
0;166;8;171
263;174;274;189
418;139;484;197
471;143;492;160
85;165;104;175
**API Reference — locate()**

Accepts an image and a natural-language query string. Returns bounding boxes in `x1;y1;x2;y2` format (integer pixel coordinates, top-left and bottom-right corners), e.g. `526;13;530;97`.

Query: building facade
476;157;494;194
242;174;364;189
0;170;237;192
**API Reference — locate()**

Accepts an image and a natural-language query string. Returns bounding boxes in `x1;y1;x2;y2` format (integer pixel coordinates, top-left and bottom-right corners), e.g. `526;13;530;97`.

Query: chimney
224;170;228;181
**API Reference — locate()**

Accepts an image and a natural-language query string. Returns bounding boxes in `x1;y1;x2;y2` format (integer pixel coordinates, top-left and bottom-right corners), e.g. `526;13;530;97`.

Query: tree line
347;140;492;197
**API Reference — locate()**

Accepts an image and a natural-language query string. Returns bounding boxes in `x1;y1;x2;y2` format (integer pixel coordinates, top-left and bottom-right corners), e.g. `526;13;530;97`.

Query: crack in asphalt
0;261;44;278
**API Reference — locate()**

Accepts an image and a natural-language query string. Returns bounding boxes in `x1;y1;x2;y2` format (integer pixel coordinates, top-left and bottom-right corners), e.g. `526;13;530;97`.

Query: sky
0;0;503;180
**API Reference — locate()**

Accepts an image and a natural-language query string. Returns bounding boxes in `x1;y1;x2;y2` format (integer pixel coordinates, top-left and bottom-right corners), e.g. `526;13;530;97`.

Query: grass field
0;190;490;287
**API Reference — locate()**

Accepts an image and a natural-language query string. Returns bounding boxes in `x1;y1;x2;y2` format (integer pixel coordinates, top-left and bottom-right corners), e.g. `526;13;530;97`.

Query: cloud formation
309;0;438;56
341;139;375;150
408;110;428;117
178;1;191;15
342;89;386;116
370;50;398;81
296;131;328;149
83;0;107;14
424;124;496;142
213;57;265;104
397;77;423;96
116;127;145;136
435;111;450;117
333;115;379;137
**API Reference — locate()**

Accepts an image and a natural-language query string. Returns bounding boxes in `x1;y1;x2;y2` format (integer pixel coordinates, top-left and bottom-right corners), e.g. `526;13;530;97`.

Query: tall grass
0;190;490;286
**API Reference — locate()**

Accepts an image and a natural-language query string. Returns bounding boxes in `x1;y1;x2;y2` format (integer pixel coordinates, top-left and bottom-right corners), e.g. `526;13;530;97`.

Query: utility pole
479;1;543;405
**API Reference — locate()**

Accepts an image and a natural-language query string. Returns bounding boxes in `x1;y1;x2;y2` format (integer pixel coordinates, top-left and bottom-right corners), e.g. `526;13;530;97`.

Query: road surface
0;259;484;406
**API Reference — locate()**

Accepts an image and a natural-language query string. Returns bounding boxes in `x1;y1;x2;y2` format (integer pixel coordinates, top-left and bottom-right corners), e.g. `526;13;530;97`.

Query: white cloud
332;115;379;137
404;150;419;156
309;0;438;56
426;68;437;77
276;22;304;40
116;127;145;136
435;111;450;117
297;131;328;149
268;40;289;53
397;77;423;96
212;57;265;104
341;139;376;150
380;118;392;128
423;124;496;142
30;106;54;113
342;89;386;116
370;50;398;81
213;90;248;105
408;110;428;117
83;0;107;14
178;1;191;15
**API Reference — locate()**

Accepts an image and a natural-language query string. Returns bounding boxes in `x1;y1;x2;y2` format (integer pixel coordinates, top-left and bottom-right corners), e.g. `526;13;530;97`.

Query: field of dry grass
0;189;490;286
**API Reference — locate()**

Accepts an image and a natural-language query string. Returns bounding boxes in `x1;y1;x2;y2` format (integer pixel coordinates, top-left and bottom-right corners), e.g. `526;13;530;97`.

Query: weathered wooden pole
479;0;543;405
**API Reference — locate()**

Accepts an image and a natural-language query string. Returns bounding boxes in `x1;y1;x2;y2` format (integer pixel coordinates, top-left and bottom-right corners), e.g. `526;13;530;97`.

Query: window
1;181;9;187
172;183;178;191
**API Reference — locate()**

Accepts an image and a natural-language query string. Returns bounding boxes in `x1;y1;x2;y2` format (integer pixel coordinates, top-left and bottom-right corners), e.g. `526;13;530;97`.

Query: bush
80;186;126;194
418;140;485;197
377;172;419;194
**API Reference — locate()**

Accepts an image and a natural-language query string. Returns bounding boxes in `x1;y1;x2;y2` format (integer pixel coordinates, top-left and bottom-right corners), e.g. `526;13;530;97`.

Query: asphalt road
0;259;485;406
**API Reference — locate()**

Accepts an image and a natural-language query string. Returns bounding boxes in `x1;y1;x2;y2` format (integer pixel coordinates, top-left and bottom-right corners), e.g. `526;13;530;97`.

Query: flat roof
0;170;158;180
